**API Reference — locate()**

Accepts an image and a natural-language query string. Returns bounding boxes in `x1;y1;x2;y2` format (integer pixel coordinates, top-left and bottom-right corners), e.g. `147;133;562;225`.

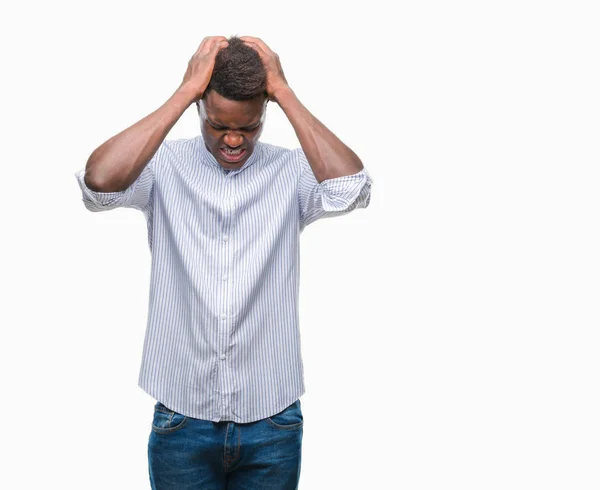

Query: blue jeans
148;399;303;489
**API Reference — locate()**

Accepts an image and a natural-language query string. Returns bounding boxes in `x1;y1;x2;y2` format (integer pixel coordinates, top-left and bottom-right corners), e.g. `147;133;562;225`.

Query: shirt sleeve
74;145;162;213
296;148;373;230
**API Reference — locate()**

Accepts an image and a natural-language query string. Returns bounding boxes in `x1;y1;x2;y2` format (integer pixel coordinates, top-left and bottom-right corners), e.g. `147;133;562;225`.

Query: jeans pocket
266;400;303;430
151;401;188;434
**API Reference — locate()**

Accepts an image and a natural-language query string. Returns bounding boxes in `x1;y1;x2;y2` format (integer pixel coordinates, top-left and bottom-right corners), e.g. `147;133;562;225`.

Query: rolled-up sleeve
296;148;373;230
74;146;162;213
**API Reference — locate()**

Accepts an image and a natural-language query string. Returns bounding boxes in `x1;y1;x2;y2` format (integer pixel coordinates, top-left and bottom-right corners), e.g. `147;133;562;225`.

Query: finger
192;42;227;63
193;42;228;62
207;40;228;58
241;39;270;59
195;37;209;53
208;36;228;45
210;39;229;51
240;36;271;52
203;37;228;53
196;36;225;51
240;35;263;43
195;36;228;55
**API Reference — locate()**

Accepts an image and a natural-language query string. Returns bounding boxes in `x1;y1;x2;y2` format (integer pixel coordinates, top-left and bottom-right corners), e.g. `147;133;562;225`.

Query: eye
206;120;226;130
241;124;261;132
207;121;260;132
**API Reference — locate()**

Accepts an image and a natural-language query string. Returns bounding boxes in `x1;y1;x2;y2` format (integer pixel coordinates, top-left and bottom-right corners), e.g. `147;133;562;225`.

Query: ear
196;100;207;119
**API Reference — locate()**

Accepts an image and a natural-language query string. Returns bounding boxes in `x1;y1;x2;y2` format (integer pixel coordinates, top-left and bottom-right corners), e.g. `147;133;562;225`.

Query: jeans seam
236;424;241;460
223;422;230;472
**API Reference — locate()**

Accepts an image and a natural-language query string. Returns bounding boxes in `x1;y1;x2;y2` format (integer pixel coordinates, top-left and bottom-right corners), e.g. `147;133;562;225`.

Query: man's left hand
240;36;290;103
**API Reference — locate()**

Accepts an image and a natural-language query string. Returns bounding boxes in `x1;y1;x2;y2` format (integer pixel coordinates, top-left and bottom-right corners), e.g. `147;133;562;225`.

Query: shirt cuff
319;168;373;212
74;169;135;207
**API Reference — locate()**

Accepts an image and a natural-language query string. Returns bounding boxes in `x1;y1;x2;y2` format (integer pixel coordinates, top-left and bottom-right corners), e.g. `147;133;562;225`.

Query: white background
1;0;599;488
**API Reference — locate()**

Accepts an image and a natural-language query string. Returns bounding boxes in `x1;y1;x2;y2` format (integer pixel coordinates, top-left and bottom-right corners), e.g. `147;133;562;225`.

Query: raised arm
240;36;364;184
84;36;229;193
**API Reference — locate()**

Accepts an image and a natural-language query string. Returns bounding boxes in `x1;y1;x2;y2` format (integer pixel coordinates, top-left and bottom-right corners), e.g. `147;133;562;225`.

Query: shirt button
223;235;229;242
220;314;227;320
220;354;226;360
222;275;228;282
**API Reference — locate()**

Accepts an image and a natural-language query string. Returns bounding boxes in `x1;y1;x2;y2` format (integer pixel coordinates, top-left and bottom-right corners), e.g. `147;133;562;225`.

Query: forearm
276;87;364;183
84;86;196;192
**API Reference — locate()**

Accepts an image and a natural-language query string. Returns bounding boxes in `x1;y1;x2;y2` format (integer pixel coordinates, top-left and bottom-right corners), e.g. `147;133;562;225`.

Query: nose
224;131;243;148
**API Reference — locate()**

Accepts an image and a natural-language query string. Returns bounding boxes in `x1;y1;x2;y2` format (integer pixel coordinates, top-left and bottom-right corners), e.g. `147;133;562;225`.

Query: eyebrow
206;116;262;130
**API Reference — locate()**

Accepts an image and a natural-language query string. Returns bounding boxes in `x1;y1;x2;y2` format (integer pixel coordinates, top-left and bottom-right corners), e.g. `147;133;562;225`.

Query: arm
296;148;372;230
83;89;192;193
241;37;372;230
83;36;229;193
275;88;363;183
241;37;364;183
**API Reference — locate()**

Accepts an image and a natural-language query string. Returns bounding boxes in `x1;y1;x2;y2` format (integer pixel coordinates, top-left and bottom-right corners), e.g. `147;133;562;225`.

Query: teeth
224;148;242;155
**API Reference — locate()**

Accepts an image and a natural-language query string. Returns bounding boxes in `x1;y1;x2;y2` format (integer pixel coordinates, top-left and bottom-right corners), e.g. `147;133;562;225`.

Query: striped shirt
75;136;372;422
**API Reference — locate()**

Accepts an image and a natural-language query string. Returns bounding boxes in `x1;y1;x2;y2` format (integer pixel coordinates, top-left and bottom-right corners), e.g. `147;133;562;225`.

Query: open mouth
219;147;247;163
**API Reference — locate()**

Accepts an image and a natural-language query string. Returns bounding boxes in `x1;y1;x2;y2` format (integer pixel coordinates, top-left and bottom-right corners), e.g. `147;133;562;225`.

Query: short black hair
205;36;267;101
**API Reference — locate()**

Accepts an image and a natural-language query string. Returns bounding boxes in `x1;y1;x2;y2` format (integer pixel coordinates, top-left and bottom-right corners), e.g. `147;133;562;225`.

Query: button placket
217;172;236;418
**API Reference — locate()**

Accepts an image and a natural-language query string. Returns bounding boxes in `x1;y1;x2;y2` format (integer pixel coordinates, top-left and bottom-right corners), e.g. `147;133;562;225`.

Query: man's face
198;90;267;171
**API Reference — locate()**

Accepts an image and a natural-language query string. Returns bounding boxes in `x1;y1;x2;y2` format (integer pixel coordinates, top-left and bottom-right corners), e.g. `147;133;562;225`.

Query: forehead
202;91;266;125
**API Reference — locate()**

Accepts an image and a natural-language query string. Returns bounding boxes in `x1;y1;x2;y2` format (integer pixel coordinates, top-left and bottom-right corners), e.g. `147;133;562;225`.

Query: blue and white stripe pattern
75;136;372;422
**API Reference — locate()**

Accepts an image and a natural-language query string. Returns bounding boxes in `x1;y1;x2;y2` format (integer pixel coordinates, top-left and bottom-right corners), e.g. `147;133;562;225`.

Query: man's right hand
178;36;229;102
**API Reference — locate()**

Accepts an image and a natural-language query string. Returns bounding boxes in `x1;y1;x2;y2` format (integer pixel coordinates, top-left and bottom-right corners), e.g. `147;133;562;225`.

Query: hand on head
240;36;289;103
179;35;289;105
179;36;229;102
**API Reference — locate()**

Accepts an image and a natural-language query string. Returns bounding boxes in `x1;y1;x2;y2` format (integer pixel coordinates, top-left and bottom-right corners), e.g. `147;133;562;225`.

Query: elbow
83;171;105;192
84;149;131;192
83;172;124;193
84;173;130;193
83;164;130;193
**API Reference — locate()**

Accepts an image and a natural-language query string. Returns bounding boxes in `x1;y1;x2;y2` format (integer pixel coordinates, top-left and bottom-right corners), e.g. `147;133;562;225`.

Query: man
75;35;372;489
